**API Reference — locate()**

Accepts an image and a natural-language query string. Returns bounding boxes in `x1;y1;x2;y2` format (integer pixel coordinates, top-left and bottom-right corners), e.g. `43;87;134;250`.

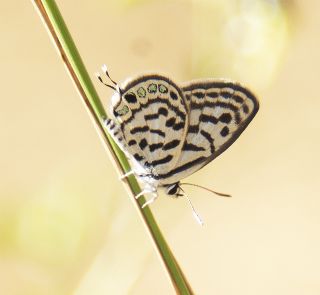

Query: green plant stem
31;1;194;294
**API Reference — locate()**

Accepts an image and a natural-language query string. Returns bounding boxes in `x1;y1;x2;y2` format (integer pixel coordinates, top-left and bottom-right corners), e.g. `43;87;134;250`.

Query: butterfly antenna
179;187;204;226
180;182;232;198
95;72;117;91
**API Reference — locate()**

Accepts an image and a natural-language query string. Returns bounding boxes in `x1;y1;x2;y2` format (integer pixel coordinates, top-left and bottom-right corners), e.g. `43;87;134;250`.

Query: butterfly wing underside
157;79;259;185
116;75;189;176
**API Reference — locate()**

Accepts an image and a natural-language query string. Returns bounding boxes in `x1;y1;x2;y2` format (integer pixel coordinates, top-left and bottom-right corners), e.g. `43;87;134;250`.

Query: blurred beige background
1;0;320;294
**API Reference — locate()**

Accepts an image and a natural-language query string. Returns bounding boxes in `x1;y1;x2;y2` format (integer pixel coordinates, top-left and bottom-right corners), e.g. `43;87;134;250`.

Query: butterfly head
165;182;183;198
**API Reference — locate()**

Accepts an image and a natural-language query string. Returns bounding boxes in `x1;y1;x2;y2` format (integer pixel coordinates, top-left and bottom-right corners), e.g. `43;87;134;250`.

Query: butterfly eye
114;105;129;116
166;183;179;195
124;92;137;103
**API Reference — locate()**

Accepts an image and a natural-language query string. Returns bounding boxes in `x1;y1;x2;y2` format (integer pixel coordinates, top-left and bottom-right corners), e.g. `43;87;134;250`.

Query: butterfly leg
134;187;156;200
141;193;158;208
119;170;135;180
134;186;158;208
120;170;154;181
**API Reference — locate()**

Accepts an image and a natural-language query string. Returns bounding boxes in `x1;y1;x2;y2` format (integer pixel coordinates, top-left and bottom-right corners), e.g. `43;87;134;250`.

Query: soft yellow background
1;0;319;294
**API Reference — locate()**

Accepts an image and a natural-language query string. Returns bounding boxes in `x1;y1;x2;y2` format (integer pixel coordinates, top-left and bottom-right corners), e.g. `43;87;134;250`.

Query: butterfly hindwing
157;79;259;185
112;75;189;176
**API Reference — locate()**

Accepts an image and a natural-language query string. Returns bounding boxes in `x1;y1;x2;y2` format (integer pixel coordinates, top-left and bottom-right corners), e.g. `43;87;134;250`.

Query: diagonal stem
31;0;194;294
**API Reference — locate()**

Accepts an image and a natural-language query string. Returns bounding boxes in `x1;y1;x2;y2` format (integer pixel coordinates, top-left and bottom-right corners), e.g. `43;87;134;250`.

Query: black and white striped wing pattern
111;75;189;176
158;79;259;185
105;72;259;191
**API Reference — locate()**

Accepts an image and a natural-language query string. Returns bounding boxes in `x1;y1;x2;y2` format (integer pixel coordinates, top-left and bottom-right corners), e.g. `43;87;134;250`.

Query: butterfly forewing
117;75;189;175
156;79;259;185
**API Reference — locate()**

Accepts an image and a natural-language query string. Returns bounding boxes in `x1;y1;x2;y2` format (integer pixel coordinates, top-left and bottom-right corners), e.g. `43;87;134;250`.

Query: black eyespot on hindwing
170;91;178;100
124;92;137;103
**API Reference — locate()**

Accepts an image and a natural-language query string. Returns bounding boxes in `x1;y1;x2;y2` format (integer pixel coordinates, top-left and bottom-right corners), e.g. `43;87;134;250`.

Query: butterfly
97;65;259;221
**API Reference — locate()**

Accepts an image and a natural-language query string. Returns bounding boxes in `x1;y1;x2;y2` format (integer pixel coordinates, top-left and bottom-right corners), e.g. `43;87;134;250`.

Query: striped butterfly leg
120;170;160;207
141;193;158;208
135;186;158;208
119;170;135;180
119;170;155;181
